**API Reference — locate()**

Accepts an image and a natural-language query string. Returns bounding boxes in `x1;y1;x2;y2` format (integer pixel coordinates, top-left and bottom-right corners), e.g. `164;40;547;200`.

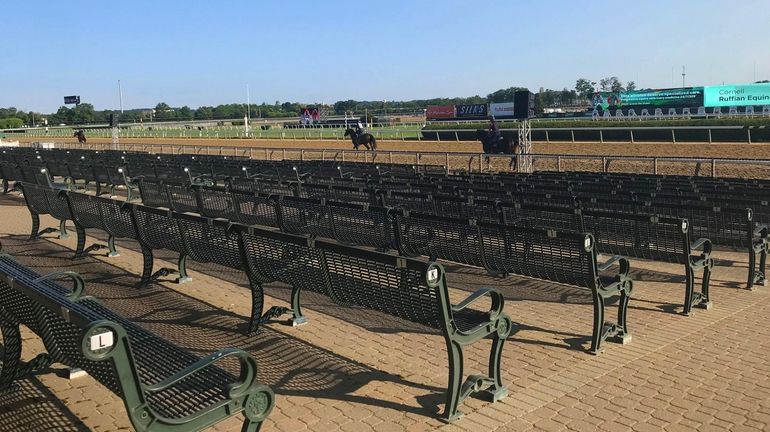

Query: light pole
118;80;124;113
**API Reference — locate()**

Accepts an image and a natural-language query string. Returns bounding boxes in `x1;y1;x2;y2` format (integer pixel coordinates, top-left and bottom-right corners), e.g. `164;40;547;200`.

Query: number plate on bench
90;331;114;351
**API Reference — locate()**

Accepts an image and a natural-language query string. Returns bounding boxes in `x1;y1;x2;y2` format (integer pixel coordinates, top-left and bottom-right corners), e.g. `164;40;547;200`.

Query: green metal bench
0;251;274;432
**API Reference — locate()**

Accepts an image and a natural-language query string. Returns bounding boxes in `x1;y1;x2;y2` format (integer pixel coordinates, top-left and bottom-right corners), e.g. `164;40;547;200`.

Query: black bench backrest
582;209;689;264
276;195;334;238
395;211;486;268
498;202;584;232
315;238;444;329
197;185;239;220
478;222;599;289
41;185;73;221
646;202;753;248
174;212;242;269
138;178;170;208
64;191;106;231
232;224;329;295
128;204;185;253
95;195;138;240
166;182;198;213
20;182;52;215
232;191;280;227
326;200;394;250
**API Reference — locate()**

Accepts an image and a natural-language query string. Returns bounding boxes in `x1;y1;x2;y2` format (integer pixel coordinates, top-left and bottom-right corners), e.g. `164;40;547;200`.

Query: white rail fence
21;141;770;178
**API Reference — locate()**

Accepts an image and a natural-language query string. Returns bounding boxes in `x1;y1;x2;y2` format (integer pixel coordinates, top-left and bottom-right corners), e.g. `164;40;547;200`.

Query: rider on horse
487;115;501;145
353;119;365;141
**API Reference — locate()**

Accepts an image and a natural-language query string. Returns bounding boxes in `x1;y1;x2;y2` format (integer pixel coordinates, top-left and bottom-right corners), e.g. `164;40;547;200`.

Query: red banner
426;105;455;119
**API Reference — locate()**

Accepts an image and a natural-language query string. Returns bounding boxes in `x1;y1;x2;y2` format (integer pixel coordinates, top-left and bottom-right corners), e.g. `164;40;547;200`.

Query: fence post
654;158;658;174
599;130;603;143
454;131;459;142
630;129;634;143
389;152;393;164
708;128;712;144
711;159;716;177
545;130;549;143
571;129;575;143
300;149;304;161
445;153;449;175
602;157;607;173
283;149;286;160
557;156;561;172
671;129;676;144
322;149;325;161
747;127;752;144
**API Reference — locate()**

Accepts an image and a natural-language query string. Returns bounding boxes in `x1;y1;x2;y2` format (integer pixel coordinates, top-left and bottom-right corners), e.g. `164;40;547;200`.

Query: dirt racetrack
14;136;770;178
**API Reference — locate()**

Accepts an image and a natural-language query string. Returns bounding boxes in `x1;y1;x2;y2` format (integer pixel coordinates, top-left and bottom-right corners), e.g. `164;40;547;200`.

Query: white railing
20;141;770;178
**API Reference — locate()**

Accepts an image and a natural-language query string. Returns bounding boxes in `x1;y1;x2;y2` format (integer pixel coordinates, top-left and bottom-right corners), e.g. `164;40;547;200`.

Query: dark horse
344;128;377;151
73;130;87;144
476;129;515;154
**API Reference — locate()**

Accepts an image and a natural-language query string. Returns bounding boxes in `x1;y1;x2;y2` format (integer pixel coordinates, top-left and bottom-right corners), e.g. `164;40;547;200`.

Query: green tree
334;100;357;114
625;81;637;91
178;106;194;120
599;77;624;93
487;87;527;103
154;102;174;120
70;103;96;124
575;78;596;100
0;118;24;128
194;106;214;120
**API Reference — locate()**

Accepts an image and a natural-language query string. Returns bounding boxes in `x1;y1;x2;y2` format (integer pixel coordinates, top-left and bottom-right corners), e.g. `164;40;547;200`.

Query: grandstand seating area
1;147;769;429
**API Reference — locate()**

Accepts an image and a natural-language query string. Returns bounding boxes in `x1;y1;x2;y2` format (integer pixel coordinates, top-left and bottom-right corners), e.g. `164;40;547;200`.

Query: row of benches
24;182;635;357
15;182;513;422
135;179;717;316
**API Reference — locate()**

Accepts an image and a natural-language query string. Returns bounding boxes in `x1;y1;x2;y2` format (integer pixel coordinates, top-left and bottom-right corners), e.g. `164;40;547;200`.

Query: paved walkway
0;192;768;432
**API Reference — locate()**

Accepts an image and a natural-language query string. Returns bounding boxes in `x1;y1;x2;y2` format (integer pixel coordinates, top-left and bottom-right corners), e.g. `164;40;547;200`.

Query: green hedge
423;118;770;130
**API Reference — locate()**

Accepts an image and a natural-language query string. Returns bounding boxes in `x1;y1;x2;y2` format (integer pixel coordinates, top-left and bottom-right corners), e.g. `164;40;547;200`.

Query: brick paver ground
0;191;768;432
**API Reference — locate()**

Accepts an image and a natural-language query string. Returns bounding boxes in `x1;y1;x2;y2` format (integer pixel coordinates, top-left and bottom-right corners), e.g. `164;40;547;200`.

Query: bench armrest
598;255;629;275
33;271;86;301
451;287;504;320
754;223;769;237
145;347;258;398
690;238;712;255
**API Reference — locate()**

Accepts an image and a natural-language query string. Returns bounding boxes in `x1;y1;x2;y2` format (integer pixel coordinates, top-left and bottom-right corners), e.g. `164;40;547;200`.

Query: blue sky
4;0;769;112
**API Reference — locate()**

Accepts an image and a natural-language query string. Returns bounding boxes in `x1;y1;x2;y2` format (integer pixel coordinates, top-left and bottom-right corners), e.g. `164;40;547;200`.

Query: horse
475;129;515;154
344;128;377;151
73;130;87;145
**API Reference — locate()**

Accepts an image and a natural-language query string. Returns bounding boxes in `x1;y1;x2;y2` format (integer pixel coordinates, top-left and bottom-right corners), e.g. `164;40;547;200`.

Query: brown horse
344;128;377;151
475;129;515;154
73;130;87;144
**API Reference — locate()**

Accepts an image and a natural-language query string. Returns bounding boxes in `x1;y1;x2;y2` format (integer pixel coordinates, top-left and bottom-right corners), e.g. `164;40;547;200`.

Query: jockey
354;119;365;140
488;115;501;143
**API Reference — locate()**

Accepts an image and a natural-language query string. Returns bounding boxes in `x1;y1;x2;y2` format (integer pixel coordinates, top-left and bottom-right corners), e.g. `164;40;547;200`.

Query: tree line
2;78;766;127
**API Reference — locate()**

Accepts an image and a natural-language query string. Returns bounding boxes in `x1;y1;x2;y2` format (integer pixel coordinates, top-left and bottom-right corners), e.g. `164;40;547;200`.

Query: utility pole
245;84;251;136
681;66;686;87
118;80;124;113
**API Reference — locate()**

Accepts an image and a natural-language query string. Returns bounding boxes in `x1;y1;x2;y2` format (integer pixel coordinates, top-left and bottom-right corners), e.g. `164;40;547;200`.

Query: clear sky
4;0;769;113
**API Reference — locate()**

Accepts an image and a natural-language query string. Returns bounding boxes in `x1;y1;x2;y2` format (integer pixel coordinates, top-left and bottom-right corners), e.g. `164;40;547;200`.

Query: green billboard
703;83;770;107
592;87;704;110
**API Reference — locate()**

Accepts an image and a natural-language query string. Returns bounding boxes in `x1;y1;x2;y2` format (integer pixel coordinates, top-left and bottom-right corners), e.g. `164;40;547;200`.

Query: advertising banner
490;102;515;118
64;95;80;105
456;103;488;118
592;87;704;109
704;83;770;107
426;105;455;119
